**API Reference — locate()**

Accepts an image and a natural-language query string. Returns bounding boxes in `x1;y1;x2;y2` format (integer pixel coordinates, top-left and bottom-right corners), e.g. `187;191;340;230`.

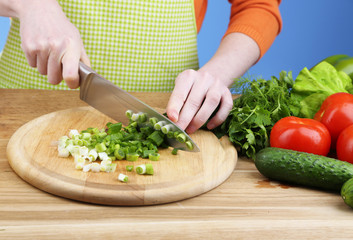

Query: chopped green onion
126;153;139;162
88;127;100;135
167;131;175;138
131;113;139;122
82;140;90;147
58;148;70;158
171;148;179;155
107;122;122;134
97;132;107;139
100;164;108;172
114;148;126;160
88;149;98;161
101;159;112;166
69;129;80;138
81;132;91;140
102;163;117;173
149;117;158;126
67;145;80;155
73;139;83;146
126;165;134;172
74;157;86;167
136;163;154;175
142;149;156;158
58;111;174;174
136;164;146;174
90;162;101;172
75;162;84;170
130;112;147;123
118;173;129;183
83;164;91;172
98;152;109;160
185;141;194;150
176;133;187;143
173;131;181;138
154;121;167;130
95;142;107;152
161;124;174;134
147;131;165;146
125;110;133;119
138;113;147;123
148;152;160;161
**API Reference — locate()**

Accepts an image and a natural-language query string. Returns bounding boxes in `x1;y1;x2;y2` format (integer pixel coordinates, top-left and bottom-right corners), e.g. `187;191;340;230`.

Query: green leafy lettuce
290;61;353;118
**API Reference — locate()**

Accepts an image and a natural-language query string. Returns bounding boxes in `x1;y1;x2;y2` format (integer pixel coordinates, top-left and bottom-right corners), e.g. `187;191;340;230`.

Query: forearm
0;0;61;18
199;32;260;87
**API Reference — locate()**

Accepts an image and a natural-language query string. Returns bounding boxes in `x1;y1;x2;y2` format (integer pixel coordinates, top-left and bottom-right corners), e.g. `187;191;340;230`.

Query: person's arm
166;0;282;134
0;0;89;88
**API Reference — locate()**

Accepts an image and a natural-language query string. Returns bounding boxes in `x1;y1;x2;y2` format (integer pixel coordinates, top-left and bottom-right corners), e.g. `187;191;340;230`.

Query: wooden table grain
1;89;353;240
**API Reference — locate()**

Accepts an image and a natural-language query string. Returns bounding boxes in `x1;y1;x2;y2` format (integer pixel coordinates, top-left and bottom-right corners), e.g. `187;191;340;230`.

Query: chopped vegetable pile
56;110;187;182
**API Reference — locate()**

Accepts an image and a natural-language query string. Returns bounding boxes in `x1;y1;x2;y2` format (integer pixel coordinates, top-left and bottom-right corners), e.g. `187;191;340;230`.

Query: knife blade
79;62;200;152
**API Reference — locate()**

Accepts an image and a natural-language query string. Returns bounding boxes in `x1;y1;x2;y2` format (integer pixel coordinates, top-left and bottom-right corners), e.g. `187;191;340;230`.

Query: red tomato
336;125;353;163
314;92;353;149
270;116;331;156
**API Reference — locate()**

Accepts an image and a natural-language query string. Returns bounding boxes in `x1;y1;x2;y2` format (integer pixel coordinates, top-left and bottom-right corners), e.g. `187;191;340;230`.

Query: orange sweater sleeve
226;0;282;58
194;0;282;59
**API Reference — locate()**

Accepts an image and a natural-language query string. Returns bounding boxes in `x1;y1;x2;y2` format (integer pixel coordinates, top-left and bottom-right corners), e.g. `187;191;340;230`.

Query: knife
79;62;200;152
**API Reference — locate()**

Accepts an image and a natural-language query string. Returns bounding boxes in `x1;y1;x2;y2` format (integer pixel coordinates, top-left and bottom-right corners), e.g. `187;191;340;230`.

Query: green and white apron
0;0;199;92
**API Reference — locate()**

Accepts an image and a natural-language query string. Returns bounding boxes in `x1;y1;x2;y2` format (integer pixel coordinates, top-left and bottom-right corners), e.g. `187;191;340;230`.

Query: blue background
1;0;353;80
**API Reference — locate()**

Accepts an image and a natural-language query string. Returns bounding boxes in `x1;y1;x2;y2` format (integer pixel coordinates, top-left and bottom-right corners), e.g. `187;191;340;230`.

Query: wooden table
1;89;353;239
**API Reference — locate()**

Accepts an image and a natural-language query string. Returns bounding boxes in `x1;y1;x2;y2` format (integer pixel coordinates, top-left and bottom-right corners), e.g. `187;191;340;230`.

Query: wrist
199;32;260;87
198;62;237;88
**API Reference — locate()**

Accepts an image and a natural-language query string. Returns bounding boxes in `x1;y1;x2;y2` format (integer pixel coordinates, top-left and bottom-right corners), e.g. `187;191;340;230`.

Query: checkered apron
0;0;199;91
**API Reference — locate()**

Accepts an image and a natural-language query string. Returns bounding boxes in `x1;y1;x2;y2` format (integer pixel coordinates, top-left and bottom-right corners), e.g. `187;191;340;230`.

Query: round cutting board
7;106;237;205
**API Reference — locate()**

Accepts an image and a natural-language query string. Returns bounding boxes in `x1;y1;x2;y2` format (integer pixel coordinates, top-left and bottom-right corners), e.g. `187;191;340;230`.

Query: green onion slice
148;152;160;161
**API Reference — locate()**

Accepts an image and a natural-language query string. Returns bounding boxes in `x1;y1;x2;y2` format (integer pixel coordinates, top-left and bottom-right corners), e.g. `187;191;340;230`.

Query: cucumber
341;178;353;208
255;147;353;191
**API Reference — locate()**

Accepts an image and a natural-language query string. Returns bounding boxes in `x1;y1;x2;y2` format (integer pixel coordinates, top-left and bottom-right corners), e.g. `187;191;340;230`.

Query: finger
21;41;37;68
31;39;49;75
61;47;81;89
80;49;91;67
36;50;49;76
47;50;63;85
206;89;233;129
175;72;213;130
24;51;37;68
185;87;222;134
166;70;196;122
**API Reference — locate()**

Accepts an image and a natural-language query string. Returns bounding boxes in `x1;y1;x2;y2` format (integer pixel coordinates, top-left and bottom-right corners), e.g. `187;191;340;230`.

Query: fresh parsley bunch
213;71;298;159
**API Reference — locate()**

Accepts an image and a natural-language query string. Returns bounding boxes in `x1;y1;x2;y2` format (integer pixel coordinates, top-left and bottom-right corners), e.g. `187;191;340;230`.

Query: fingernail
170;112;178;122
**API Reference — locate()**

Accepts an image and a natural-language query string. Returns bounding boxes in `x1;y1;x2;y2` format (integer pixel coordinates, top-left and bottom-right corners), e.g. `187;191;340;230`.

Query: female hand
166;69;233;134
166;32;261;134
18;0;90;88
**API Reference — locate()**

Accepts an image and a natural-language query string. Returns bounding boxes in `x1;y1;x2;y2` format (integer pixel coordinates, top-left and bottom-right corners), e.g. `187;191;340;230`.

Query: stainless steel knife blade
79;62;200;152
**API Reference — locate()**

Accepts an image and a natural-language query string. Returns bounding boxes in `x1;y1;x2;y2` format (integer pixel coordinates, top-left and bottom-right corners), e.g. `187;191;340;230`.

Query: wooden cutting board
7;106;237;206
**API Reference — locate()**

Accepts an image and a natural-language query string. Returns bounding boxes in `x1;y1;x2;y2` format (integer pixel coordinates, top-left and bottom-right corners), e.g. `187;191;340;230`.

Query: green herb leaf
212;71;295;159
